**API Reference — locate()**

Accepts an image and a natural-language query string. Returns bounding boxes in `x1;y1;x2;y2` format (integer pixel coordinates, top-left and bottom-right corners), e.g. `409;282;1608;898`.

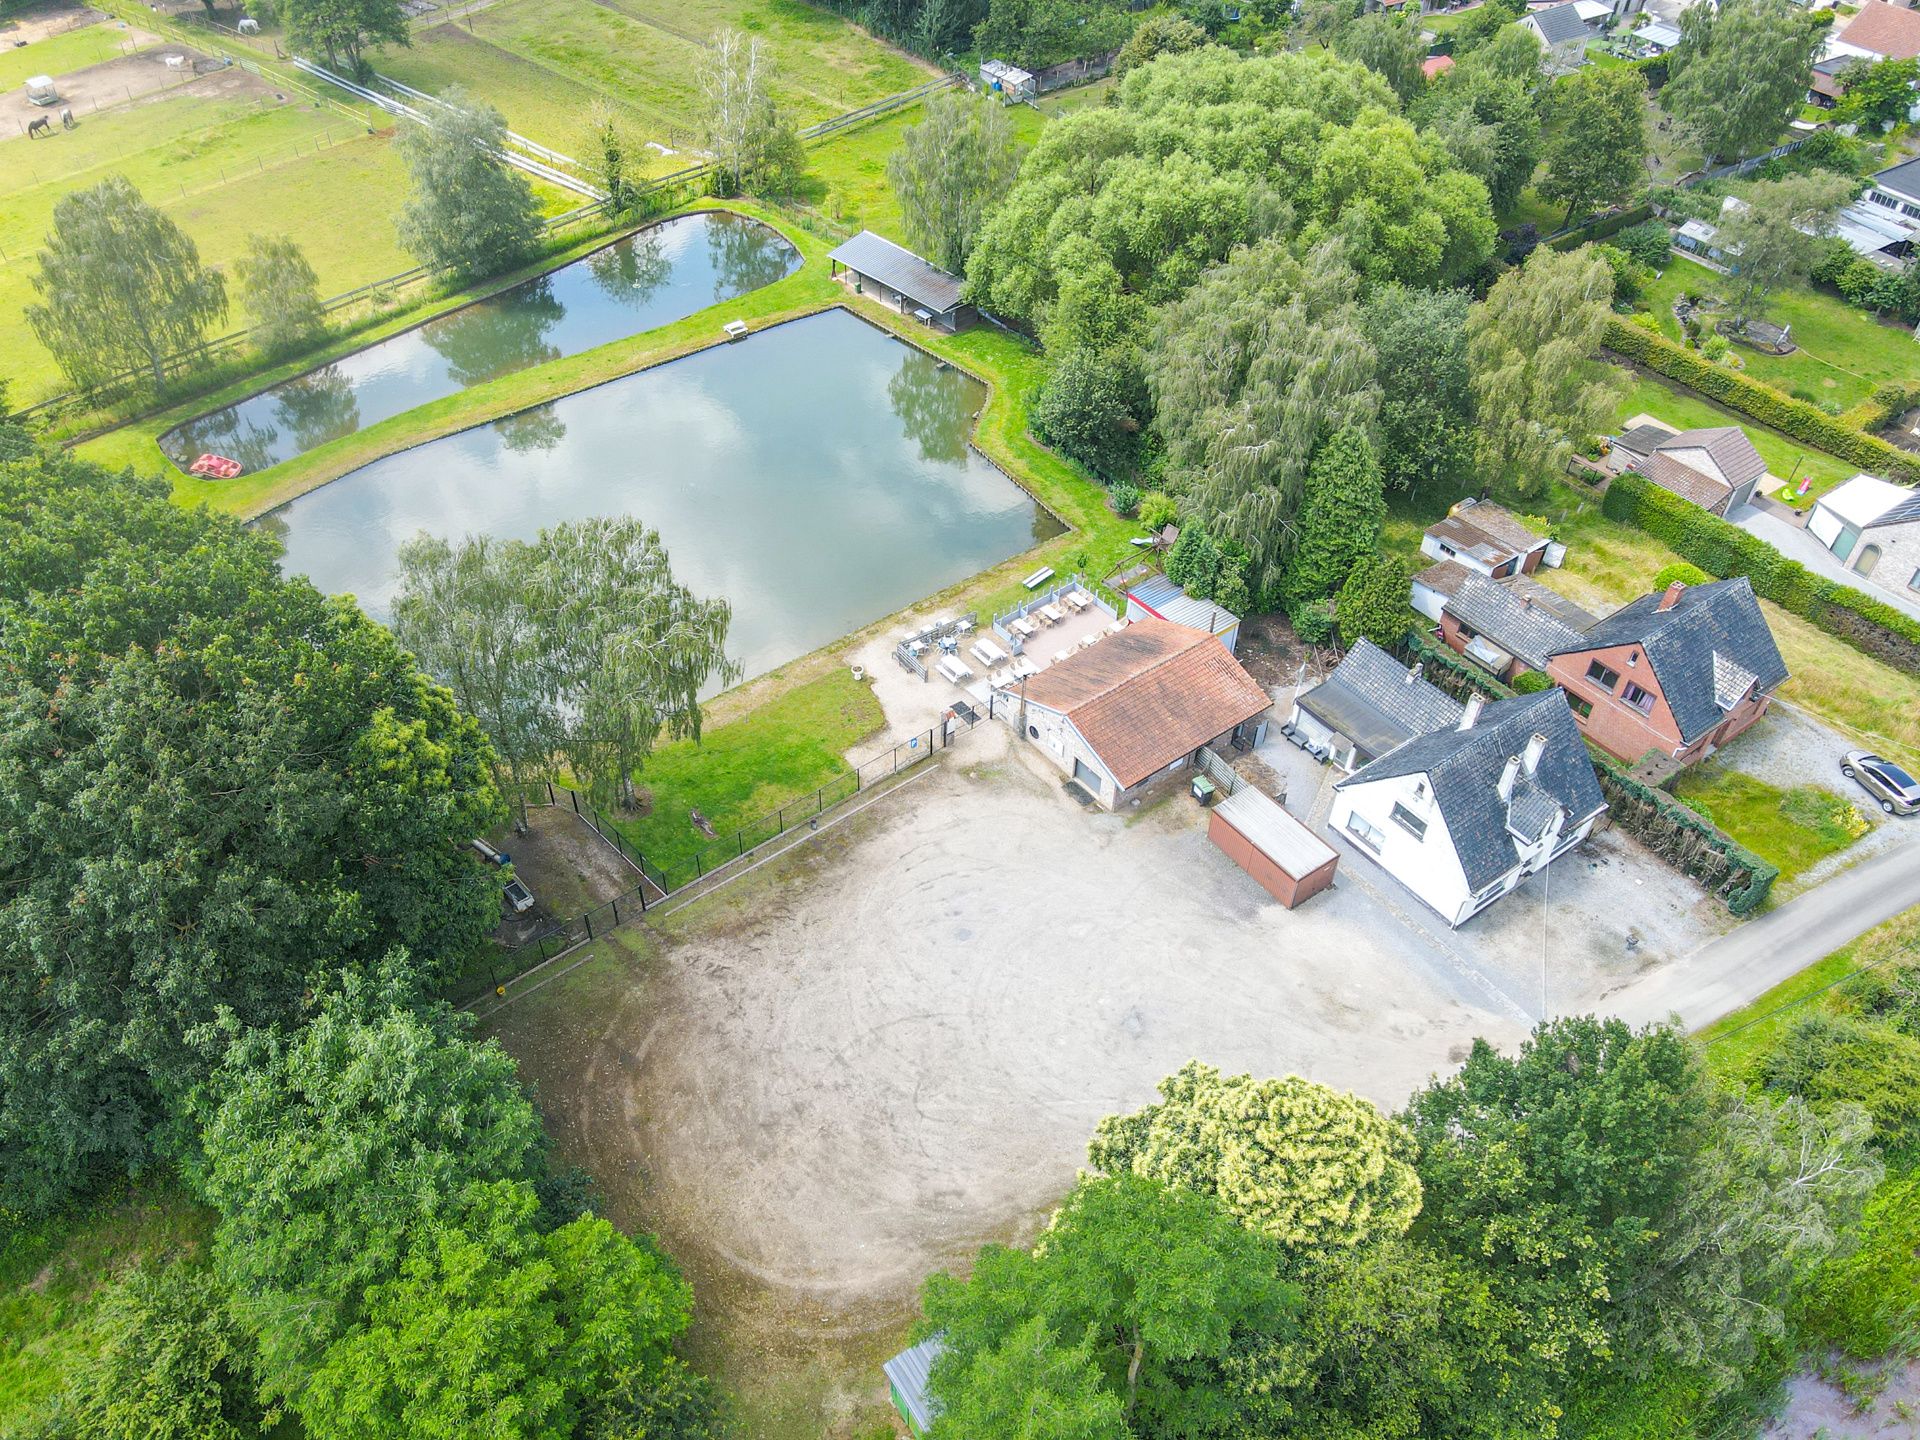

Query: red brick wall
1548;643;1773;763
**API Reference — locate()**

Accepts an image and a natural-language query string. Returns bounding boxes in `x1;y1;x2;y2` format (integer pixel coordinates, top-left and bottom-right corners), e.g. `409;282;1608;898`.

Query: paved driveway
1729;502;1920;622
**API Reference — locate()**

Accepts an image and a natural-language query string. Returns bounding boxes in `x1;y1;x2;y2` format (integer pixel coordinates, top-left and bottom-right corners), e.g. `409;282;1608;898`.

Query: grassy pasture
1671;766;1872;886
0;88;572;401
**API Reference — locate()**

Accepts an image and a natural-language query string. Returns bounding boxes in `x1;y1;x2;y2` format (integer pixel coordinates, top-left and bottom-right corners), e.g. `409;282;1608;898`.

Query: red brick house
1544;578;1788;766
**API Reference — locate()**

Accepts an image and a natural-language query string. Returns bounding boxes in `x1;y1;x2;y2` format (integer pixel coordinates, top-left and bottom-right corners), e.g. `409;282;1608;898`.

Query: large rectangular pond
269;309;1065;689
160;212;798;473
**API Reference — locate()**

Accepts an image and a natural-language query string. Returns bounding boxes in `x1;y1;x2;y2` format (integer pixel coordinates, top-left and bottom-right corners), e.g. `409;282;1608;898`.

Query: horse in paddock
26;116;51;139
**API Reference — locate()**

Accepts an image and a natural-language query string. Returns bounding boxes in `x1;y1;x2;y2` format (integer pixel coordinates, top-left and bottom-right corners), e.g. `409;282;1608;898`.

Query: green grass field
0;89;573;402
375;0;931;155
1671;767;1872;887
594;669;885;880
1636;254;1920;411
0;23;145;91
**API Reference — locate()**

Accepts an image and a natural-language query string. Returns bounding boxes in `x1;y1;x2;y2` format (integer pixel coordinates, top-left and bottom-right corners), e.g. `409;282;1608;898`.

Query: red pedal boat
188;453;244;480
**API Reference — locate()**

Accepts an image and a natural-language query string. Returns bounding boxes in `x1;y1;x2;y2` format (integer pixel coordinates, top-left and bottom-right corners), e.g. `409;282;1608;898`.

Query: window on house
1621;681;1656;715
1909;566;1920;594
1569;695;1594;719
1870;190;1897;209
1391;803;1427;840
1585;659;1621;691
1347;815;1386;852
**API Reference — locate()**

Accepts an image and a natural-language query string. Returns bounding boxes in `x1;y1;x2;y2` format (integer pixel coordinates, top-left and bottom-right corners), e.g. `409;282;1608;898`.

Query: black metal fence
452;707;986;1000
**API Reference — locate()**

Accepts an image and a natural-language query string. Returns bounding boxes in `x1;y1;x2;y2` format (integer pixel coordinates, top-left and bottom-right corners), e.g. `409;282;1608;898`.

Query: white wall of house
1019;700;1120;804
1419;533;1499;577
1411;576;1452;622
1332;774;1477;925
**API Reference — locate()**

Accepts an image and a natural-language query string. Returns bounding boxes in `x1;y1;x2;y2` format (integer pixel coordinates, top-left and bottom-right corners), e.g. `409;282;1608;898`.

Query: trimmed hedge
1593;759;1777;915
1549;204;1654;252
1603;316;1920;485
1602;471;1920;676
1396;635;1776;914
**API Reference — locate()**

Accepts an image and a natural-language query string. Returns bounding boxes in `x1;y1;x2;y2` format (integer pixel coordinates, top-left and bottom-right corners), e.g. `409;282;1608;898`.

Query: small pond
160;212;799;473
269;309;1065;689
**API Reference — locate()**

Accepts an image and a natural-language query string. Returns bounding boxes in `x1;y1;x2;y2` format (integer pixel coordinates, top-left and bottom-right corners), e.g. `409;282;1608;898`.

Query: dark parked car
1841;750;1920;816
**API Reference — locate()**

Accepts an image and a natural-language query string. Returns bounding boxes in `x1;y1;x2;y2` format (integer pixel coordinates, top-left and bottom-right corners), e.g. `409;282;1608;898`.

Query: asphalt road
1602;836;1920;1031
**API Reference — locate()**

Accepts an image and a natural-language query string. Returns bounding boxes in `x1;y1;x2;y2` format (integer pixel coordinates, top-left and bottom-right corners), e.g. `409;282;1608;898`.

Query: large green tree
887;90;1022;273
1415;72;1541;216
396;91;544;277
1837;56;1920;129
1467;243;1626;496
1088;1060;1420;1251
236;232;326;359
924;1175;1299;1430
0;448;501;1215
1662;0;1822;161
1361;284;1475;492
1145;240;1380;597
1333;11;1427;104
697;28;804;196
1716;171;1853;327
283;0;407;72
1280;428;1387;609
972;0;1134;70
1538;66;1649;228
26;175;228;391
1332;553;1412;649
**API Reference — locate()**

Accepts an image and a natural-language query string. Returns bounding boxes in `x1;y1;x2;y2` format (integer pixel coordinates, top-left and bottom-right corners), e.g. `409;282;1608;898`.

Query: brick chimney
1658;580;1687;611
1458;692;1486;730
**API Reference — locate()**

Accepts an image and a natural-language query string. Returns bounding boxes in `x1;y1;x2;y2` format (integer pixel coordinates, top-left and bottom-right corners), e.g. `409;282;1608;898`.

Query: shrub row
1593;758;1778;915
1548;204;1654;252
1603;316;1920;485
1601;471;1920;676
1397;636;1775;914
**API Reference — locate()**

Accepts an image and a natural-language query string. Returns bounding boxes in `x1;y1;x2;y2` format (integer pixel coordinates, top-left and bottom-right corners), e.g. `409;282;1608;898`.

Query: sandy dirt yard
0;37;270;143
485;723;1692;1434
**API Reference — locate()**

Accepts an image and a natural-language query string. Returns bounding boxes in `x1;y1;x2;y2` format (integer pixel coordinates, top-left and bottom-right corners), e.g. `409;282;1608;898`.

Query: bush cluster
1603;316;1920;484
1602;471;1920;676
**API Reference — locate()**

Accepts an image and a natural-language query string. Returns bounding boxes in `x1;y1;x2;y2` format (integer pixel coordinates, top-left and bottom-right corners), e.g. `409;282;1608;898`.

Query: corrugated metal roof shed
1214;788;1337;876
883;1336;946;1435
827;230;965;315
1125;574;1239;635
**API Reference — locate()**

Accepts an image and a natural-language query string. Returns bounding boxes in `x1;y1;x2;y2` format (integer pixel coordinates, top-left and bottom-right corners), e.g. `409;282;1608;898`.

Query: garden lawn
0;1181;214;1425
797;102;1045;246
1034;76;1114;115
1612;370;1858;500
596;669;885;882
1539;488;1920;769
0;24;145;90
1636;254;1919;410
1671;766;1872;885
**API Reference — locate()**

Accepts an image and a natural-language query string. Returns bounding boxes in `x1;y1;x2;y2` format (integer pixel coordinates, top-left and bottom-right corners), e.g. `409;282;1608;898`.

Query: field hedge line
1603;316;1920;485
1396;634;1775;913
1601;471;1920;676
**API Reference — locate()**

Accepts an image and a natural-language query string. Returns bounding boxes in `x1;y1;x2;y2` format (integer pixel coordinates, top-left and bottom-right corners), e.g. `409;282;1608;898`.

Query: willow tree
1467;244;1626;498
1145;239;1379;597
395;91;542;277
1089;1060;1423;1251
27;175;228;392
887;91;1022;273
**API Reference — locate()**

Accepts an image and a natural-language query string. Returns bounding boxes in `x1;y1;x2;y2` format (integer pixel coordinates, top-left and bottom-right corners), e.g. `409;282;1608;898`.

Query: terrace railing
990;572;1117;648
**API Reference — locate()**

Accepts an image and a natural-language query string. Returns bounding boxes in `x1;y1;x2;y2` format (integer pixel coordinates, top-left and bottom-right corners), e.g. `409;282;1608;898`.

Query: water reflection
494;403;567;454
887;349;972;466
161;214;800;474
425;280;565;388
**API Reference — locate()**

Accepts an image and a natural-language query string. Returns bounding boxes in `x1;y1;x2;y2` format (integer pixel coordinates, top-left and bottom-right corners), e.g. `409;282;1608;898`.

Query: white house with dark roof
827;230;975;330
1331;690;1608;927
1419;498;1561;580
1807;474;1920;599
1610;423;1768;516
1523;0;1596;71
1284;638;1464;772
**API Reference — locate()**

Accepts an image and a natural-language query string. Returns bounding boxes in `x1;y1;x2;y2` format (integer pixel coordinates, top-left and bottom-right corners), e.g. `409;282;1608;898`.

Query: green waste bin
1191;773;1217;806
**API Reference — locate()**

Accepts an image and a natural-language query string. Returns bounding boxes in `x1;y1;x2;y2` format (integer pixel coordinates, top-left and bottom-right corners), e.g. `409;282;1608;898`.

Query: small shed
1123;573;1241;651
883;1336;946;1437
827;230;975;331
1208;787;1339;909
26;74;59;106
979;58;1036;101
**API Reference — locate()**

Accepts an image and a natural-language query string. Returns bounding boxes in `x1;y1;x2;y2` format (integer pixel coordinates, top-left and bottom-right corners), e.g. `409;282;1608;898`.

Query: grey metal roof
1868;488;1920;528
1549;577;1789;745
1215;786;1338;876
1444;574;1590;670
1338;692;1608;892
1615;423;1676;457
883;1336;946;1434
827;231;965;315
1295;638;1464;763
1876;156;1920;206
1126;573;1241;634
1506;574;1598;630
1529;1;1592;45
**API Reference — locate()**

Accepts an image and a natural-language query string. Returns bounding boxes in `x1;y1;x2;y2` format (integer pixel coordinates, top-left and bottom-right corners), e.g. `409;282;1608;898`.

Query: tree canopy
1716;171;1853;326
236;233;326;359
0;447;501;1216
1662;0;1822;162
281;0;408;74
888;90;1023;273
1538;66;1649;228
698;28;805;196
1361;283;1475;492
396;91;544;276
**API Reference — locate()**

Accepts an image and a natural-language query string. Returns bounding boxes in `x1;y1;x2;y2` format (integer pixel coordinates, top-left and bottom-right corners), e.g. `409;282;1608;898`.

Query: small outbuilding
1123;572;1242;651
883;1336;946;1437
1208;786;1339;909
26;74;59;106
827;230;975;331
979;58;1036;101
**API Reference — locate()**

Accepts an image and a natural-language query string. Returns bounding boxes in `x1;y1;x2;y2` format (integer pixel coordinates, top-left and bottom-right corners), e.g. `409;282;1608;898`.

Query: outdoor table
1012;617;1038;638
1065;591;1091;611
1040;603;1066;624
